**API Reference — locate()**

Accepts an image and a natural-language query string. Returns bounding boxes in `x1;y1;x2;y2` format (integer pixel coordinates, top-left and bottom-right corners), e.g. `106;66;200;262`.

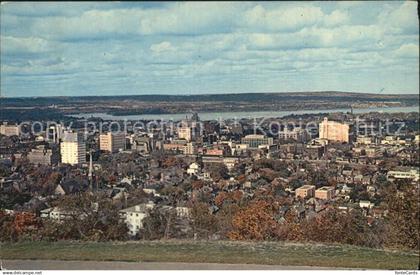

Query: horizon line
1;90;419;99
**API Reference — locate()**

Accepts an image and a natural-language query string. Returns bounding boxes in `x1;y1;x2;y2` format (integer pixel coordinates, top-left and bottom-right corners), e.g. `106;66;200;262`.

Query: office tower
60;130;86;165
100;132;126;153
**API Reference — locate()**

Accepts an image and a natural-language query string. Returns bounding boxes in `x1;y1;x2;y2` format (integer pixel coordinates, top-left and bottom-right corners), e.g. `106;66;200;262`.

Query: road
1;260;338;270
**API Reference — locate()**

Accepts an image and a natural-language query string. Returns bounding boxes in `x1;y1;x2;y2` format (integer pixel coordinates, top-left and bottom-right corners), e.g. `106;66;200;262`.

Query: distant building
100;132;126;153
27;145;59;166
356;136;373;145
315;186;335;200
387;168;419;182
359;200;374;209
319;117;349;143
130;135;153;153
163;140;187;153
278;128;310;142
184;142;197;155
40;207;72;222
241;134;273;148
47;124;64;143
60;130;86;165
295;185;316;199
187;162;200;175
305;145;324;159
178;124;193;141
202;155;239;170
178;114;201;142
0;123;19;136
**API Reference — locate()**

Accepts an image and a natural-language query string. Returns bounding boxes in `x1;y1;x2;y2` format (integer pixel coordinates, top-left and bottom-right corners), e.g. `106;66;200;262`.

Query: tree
385;185;419;250
0;211;42;242
50;193;128;241
190;202;218;239
228;200;278;241
205;163;229;182
141;208;171;240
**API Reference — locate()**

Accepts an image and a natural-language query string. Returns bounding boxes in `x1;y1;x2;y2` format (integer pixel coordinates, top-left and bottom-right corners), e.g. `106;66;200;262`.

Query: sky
1;1;419;97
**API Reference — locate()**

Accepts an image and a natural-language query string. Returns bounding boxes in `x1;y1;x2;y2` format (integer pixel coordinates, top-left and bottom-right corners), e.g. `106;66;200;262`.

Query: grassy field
0;240;418;269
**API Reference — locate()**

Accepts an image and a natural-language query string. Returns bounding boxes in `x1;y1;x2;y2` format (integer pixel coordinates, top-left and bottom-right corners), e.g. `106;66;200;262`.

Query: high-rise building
319;117;349;143
100;132;126;153
60;131;86;165
178;124;193;141
47;124;63;143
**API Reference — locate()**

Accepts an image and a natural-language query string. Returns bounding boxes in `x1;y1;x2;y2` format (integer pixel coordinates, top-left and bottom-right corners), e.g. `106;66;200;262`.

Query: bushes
0;194;129;242
224;199;415;250
0;211;42;242
228;200;278;241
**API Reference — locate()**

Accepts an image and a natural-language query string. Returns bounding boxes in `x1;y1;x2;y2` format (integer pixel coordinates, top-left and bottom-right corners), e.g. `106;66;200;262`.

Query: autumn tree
228;200;278;241
190;202;218;239
385;184;419;250
49;193;128;241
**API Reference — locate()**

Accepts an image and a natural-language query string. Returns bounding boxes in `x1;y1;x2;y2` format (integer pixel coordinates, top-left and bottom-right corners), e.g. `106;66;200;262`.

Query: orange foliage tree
228;200;278;240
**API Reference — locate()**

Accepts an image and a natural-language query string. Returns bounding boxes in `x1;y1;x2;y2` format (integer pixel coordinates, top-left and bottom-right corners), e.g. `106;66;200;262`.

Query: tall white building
60;131;86;165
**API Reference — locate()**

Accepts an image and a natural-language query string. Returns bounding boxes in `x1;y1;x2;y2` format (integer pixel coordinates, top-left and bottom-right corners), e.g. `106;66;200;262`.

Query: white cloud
242;4;324;32
1;36;52;54
395;43;419;58
150;41;176;53
324;10;349;27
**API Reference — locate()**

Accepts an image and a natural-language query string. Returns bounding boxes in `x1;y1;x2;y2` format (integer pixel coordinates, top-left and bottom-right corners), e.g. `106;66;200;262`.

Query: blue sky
1;1;419;97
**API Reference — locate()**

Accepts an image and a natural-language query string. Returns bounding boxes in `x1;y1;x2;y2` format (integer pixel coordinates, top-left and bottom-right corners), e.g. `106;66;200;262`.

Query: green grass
0;240;418;269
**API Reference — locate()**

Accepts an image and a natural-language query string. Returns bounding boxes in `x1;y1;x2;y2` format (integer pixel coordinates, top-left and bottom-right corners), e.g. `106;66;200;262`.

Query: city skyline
1;1;419;97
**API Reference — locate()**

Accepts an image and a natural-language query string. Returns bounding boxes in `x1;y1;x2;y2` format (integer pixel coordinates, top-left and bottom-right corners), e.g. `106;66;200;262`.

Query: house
119;202;155;236
40;207;73;222
359;200;374;209
54;179;88;195
143;188;160;197
187;162;200;175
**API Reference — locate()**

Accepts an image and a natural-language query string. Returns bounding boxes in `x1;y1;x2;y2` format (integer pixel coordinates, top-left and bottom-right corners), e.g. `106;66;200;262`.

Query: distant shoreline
70;105;420;121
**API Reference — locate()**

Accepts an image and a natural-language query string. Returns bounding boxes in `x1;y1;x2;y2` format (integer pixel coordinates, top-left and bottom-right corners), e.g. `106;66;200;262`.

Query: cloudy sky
1;1;419;97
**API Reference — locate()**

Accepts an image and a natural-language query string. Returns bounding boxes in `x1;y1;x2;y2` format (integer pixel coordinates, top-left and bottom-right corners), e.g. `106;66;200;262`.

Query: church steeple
88;151;93;190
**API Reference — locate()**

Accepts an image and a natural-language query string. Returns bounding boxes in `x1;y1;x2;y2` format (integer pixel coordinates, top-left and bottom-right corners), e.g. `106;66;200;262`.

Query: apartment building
100;132;126;153
60;131;86;165
319;117;349;143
